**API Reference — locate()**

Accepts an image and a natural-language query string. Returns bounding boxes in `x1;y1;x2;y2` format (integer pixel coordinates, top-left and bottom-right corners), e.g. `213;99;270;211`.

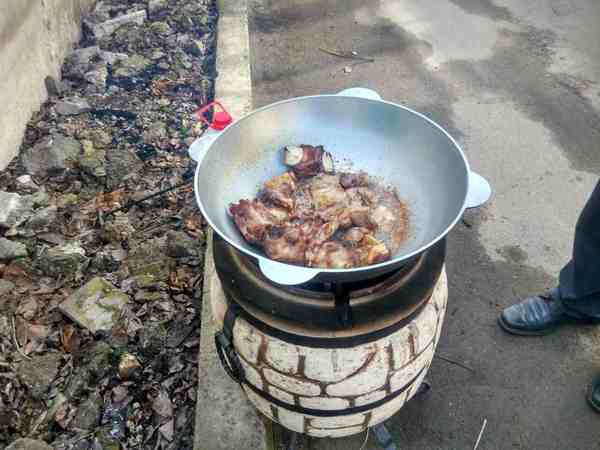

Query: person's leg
499;180;600;334
559;181;600;320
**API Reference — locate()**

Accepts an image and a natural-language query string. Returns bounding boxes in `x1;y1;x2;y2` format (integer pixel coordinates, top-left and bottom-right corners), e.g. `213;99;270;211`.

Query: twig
319;47;375;62
11;315;31;360
473;418;487;450
436;354;475;373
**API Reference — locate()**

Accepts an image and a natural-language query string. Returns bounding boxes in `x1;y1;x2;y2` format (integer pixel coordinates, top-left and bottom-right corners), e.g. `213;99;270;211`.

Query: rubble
0;237;28;260
17;353;62;400
20;134;81;176
0;0;216;447
0;191;33;228
5;439;53;450
92;10;147;39
59;277;129;334
54;97;91;116
37;242;87;279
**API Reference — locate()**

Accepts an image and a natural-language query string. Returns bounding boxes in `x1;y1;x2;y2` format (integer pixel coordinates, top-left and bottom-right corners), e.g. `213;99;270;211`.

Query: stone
151;21;173;36
16;297;38;319
0;279;15;296
101;213;134;242
30;191;50;208
354;389;387;407
113;54;151;77
79;140;107;177
93;11;147;39
59;277;129;334
139;323;167;357
121;274;166;292
19;206;57;237
95;425;121;450
0;191;33;228
0;238;28;260
71;391;103;430
64;367;90;399
84;64;108;89
56;193;80;209
55;97;91;116
37;242;87;279
142;121;167;144
5;438;53;450
310;413;365;429
67;46;100;67
17;353;62;400
148;0;168;16
44;76;65;96
16;175;38;192
99;51;128;65
265;339;299;374
91;244;126;273
165;231;200;258
239;359;263;390
118;353;141;379
126;238;174;282
263;368;321;396
21;135;81;176
105;146;143;190
81;342;113;379
134;290;169;302
389;345;434;392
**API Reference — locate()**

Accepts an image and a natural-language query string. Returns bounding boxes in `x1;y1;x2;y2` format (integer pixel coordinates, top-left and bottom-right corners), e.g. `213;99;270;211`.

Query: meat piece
229;199;283;244
284;145;334;178
358;242;391;265
370;205;397;233
342;227;370;246
340;172;369;189
292;186;314;220
349;206;373;228
346;187;377;208
260;171;297;210
310;221;340;246
310;174;347;210
306;242;360;269
263;226;307;265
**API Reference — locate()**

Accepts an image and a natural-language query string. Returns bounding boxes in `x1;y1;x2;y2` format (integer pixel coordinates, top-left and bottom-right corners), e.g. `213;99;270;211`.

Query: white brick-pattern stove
212;269;448;438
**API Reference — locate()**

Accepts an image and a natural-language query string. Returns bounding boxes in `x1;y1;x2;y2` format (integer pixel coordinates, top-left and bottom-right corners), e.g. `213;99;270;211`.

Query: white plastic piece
337;87;382;101
188;128;222;163
258;259;318;285
466;171;492;208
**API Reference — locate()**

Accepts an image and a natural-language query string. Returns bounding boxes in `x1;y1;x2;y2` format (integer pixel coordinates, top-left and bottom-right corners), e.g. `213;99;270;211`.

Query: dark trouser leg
559;180;600;320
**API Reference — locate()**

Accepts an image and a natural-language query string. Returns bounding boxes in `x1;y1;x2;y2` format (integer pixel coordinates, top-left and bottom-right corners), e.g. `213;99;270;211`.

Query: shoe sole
497;315;558;336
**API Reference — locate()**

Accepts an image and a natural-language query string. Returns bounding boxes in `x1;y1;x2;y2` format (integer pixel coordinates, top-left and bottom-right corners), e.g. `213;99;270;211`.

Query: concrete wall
0;0;95;170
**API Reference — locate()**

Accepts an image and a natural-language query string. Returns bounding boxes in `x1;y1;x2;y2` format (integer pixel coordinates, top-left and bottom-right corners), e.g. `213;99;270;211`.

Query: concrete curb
193;1;266;449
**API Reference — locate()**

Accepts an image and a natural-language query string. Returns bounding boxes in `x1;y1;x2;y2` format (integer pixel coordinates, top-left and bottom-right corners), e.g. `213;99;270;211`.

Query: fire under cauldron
211;234;448;438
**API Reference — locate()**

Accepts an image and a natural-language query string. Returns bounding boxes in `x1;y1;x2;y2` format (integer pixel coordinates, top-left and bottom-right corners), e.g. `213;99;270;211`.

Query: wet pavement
247;0;600;448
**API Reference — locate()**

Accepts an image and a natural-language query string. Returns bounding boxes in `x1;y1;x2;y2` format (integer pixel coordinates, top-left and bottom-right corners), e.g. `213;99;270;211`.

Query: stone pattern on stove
213;269;448;438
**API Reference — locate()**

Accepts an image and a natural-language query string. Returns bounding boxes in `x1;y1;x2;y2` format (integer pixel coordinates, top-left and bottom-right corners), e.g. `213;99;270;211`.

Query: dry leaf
61;325;81;353
169;266;193;290
54;402;72;429
16;318;49;354
3;262;33;288
83;189;127;213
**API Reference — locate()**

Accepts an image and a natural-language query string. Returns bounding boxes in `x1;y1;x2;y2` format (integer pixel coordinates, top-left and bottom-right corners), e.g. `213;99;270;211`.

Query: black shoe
588;376;600;413
498;289;569;336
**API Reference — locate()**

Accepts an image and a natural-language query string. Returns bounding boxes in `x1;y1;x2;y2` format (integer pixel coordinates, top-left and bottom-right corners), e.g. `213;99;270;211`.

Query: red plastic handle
195;101;233;130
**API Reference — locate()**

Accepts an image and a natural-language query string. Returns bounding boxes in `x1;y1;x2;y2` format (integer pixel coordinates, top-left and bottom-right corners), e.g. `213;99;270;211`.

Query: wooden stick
436;354;475;373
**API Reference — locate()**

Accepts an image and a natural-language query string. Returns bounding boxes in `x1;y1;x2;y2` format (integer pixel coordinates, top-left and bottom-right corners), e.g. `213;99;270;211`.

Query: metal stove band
214;234;446;338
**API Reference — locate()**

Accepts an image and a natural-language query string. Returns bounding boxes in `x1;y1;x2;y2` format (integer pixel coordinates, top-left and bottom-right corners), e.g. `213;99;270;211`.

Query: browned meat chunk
310;174;347;210
264;226;307;265
291;186;314;220
306;242;360;269
260;172;297;210
358;242;391;265
370;205;397;233
342;227;370;245
229;199;283;245
284;145;334;178
340;172;369;189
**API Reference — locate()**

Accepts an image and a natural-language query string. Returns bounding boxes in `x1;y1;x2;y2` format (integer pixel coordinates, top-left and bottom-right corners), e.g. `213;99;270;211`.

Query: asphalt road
247;1;600;448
